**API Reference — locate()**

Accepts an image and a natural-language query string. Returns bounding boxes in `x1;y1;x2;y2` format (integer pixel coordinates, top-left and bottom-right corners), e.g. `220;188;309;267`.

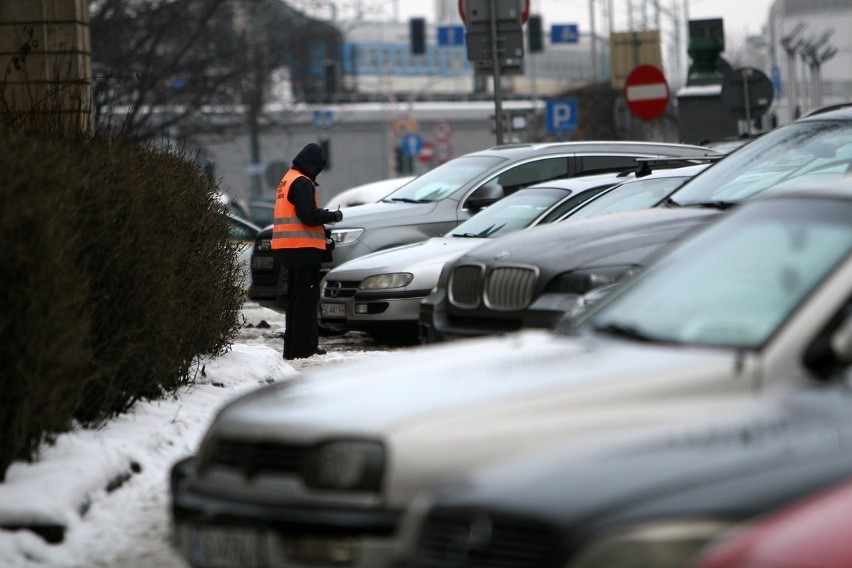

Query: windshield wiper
661;197;681;208
386;197;424;203
690;200;738;210
451;232;485;238
592;322;657;342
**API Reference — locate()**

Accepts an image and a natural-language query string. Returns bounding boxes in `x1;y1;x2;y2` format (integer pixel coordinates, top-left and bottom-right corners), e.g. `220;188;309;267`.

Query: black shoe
284;347;327;360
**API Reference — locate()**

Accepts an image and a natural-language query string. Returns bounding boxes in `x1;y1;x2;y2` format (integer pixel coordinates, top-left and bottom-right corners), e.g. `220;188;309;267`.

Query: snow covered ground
0;302;395;568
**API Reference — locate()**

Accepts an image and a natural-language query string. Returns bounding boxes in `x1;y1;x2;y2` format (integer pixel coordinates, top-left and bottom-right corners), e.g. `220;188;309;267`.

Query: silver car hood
210;331;773;503
327;237;484;278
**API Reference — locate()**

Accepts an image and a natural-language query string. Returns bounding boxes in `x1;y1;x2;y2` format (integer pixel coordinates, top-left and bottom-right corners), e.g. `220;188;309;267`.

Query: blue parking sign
551;24;579;44
546;99;578;132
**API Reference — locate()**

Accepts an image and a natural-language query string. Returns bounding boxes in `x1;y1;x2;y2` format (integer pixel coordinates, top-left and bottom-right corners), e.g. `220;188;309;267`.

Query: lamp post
780;23;805;122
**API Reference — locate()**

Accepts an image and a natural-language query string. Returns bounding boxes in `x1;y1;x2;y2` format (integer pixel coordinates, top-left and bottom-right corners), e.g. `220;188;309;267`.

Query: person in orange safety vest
272;143;343;360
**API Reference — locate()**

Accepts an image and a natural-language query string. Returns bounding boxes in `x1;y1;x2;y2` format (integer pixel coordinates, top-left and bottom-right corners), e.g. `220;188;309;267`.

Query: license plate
189;526;266;568
321;303;346;318
252;255;274;270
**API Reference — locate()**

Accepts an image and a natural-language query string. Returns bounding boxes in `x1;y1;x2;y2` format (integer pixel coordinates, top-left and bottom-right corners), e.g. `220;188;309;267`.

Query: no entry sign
624;64;670;121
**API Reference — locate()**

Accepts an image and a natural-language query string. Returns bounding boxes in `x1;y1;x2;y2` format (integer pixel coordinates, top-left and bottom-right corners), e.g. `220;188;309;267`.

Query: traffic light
410;18;426;55
528;14;543;53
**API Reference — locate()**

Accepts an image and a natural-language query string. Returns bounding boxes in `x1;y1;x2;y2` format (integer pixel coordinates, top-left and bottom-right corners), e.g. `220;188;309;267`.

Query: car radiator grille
322;280;360;299
449;265;537;311
449;265;484;308
484;267;537;310
208;439;304;474
414;511;557;567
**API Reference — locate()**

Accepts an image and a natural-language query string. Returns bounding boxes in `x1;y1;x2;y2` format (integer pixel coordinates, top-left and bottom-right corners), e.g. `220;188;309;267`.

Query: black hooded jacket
288;143;338;226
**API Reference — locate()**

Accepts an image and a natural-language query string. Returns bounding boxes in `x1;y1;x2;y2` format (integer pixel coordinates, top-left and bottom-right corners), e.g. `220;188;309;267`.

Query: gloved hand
332;209;343;222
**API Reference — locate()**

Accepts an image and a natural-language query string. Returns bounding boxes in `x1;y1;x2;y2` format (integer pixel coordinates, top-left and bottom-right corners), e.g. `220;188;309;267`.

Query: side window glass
487;157;570;196
580;156;641;175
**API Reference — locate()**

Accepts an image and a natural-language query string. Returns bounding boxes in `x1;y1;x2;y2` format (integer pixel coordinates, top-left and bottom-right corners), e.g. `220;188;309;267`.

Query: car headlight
360;273;414;290
330;228;365;245
302;441;384;491
567;519;734;568
547;266;641;295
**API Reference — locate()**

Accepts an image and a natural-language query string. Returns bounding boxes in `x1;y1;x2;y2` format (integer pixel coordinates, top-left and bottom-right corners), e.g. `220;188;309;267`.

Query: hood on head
292;143;326;180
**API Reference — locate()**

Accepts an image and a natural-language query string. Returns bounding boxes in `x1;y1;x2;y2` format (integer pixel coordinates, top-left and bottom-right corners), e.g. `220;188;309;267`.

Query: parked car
421;103;852;342
224;212;261;291
398;380;852;568
318;170;629;341
170;184;852;568
323;176;417;209
689;477;852;568
248;141;715;312
321;162;712;342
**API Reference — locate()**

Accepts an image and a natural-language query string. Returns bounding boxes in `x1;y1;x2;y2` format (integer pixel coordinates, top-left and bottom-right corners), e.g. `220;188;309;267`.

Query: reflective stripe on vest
271;169;326;251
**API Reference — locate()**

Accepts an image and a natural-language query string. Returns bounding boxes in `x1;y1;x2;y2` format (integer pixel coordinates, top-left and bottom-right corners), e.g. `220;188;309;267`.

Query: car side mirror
804;312;852;380
467;183;505;211
830;314;852;365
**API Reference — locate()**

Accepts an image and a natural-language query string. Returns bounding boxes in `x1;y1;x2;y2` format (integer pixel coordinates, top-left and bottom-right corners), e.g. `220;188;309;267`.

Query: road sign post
461;0;529;145
624;64;670;121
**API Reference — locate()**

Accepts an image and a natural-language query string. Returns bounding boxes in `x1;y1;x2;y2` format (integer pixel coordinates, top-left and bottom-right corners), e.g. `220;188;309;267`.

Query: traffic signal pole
489;0;506;145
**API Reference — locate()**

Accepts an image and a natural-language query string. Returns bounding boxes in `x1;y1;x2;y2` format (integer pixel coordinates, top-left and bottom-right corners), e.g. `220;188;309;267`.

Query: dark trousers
277;248;323;359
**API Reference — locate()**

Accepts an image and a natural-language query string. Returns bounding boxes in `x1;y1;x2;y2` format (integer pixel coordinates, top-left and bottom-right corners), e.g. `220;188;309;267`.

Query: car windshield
573;197;852;350
449;187;572;238
568;175;694;220
382;155;505;203
670;121;852;207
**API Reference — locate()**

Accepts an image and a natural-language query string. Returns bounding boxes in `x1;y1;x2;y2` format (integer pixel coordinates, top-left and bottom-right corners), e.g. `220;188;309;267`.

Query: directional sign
546;99;578;132
313;109;334;130
402;133;424;158
438;25;466;46
624;64;670;121
551;24;579;44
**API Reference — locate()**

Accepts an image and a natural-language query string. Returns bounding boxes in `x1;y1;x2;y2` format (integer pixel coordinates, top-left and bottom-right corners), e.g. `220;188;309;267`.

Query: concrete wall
190;100;544;204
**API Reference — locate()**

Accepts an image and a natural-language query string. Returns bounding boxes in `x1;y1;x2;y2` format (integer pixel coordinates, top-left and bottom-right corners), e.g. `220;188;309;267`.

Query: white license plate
252;255;274;270
321;303;346;318
189;526;266;568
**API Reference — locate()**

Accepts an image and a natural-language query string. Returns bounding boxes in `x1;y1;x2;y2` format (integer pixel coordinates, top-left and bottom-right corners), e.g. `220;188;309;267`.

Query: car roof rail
633;156;723;177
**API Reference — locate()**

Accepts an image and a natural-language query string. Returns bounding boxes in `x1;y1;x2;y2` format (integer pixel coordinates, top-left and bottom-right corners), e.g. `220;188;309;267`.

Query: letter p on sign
546;99;578;133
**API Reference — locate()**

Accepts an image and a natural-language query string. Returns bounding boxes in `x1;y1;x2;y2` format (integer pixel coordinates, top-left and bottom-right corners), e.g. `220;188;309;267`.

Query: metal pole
589;0;597;81
743;68;752;136
490;0;505;145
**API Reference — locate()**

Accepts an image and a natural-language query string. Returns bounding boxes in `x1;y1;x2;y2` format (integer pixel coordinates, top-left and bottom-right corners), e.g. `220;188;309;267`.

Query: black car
400;381;852;568
248;141;715;312
420;103;852;342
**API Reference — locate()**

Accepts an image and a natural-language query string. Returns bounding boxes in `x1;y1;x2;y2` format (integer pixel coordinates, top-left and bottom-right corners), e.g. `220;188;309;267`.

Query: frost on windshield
672;122;852;206
581;199;852;349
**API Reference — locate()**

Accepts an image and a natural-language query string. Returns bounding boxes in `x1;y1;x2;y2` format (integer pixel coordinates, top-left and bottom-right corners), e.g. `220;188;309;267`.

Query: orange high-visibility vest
271;169;326;251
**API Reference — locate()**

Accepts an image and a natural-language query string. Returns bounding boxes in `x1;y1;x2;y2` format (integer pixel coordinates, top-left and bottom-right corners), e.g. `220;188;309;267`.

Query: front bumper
320;291;430;337
170;458;403;568
420;291;583;343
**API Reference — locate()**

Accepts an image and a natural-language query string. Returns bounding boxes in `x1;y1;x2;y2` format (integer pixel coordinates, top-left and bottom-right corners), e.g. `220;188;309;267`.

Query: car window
578;155;645;174
672;121;852;206
383;155;505;203
538;184;615;223
577;198;852;349
482;157;570;195
227;217;258;241
568;176;691;220
449;187;571;238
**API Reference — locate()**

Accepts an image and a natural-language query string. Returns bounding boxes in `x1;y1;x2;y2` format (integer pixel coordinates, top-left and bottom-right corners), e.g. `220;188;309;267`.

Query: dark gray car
400;381;852;568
